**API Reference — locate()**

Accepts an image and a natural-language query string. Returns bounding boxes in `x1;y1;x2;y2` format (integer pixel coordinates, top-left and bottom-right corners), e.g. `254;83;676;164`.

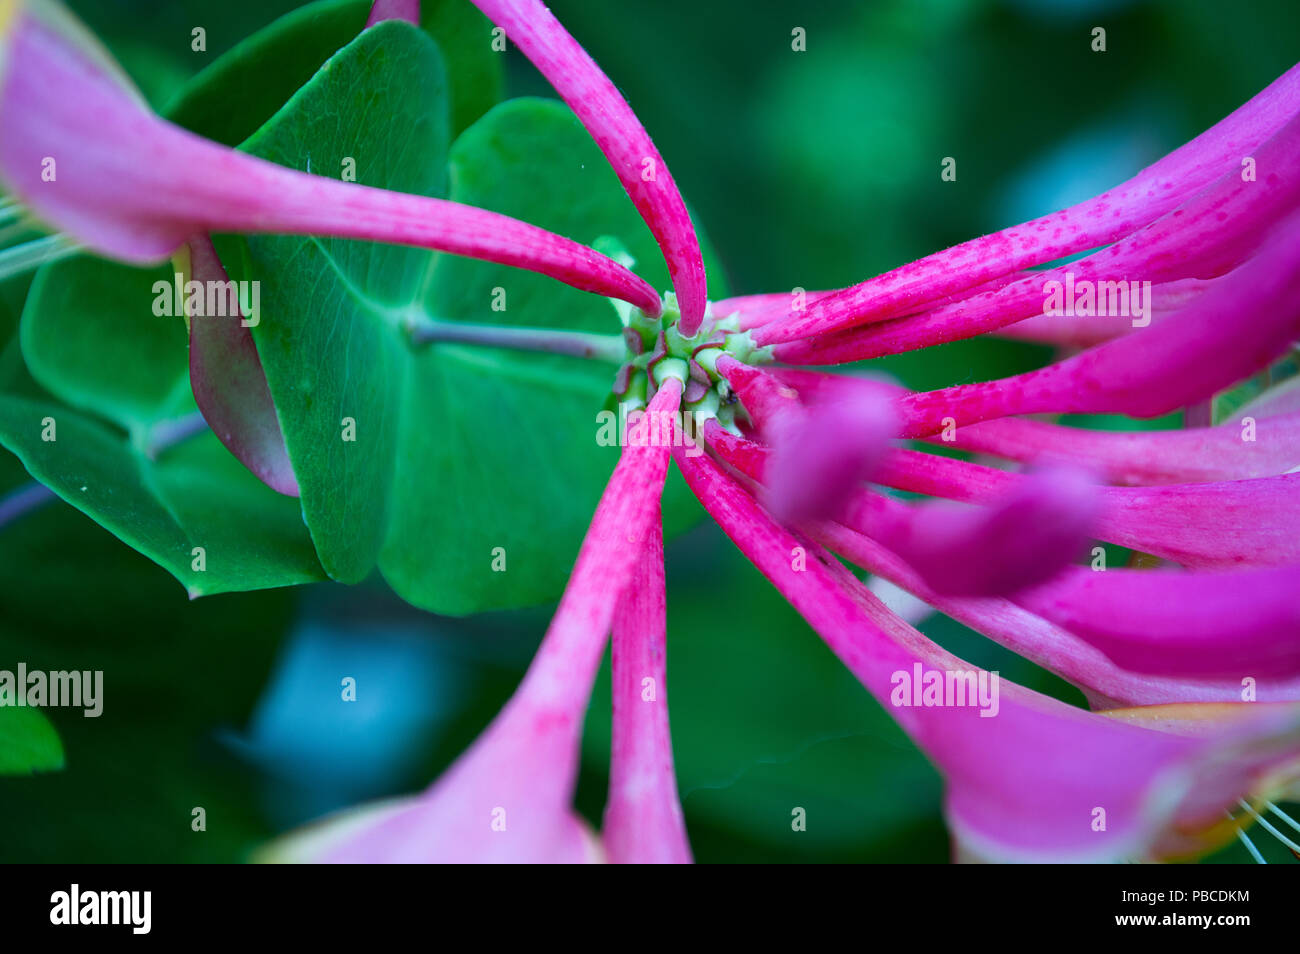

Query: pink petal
991;277;1213;348
0;5;660;312
602;503;692;864
710;417;1300;696
844;467;1100;597
812;520;1300;708
770;367;1300;485
182;234;298;496
774;113;1300;364
1016;563;1300;678
760;377;898;526
934;411;1300;486
754;64;1300;344
710;290;836;331
277;379;684;862
1095;473;1300;569
471;0;706;328
876;449;1300;570
892;208;1300;435
676;448;1300;861
714;354;803;428
708;421;1098;598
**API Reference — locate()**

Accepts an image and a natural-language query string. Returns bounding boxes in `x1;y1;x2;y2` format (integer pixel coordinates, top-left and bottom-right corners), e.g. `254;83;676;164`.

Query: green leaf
1213;353;1300;425
0;448;300;858
415;0;505;137
0;451;298;725
0;705;64;775
165;0;502;144
21;258;196;436
0;394;324;596
233;24;723;613
8;242;323;598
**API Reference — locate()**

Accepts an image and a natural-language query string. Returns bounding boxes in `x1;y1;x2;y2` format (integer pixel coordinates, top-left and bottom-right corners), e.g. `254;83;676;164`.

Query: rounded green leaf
0;705;64;775
0;394;325;596
233;26;723;613
164;0;502;144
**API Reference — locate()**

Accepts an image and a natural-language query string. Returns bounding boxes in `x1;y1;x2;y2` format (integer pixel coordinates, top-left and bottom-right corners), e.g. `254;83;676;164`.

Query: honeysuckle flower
837;466;1101;599
10;0;1300;864
988;276;1213;349
808;519;1300;710
256;28;1300;861
871;448;1300;570
768;366;1300;485
893;210;1300;437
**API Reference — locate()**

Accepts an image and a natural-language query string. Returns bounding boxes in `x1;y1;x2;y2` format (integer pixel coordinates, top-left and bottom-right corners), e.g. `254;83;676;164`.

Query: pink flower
8;0;1300;862
268;16;1299;856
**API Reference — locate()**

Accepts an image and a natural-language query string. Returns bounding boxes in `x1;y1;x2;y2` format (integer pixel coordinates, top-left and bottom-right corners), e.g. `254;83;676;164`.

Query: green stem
0;234;80;280
408;319;626;362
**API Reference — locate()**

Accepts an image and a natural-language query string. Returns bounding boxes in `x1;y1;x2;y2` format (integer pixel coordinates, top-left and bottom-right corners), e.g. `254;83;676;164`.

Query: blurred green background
1;0;1297;862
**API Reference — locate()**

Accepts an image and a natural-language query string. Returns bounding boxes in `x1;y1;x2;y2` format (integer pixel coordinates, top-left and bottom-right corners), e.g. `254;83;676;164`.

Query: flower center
610;292;772;432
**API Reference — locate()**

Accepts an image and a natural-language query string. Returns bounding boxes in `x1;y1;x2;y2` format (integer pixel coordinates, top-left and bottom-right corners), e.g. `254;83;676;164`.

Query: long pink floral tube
811;520;1300;707
990;277;1213;348
892;209;1300;435
770;367;1300;486
776;269;1226;364
727;272;1035;336
714;354;801;427
471;0;706;328
753;63;1300;344
932;414;1300;486
705;422;1097;598
710;289;836;331
874;449;1300;570
1015;563;1300;678
305;378;684;862
839;469;1100;598
602;506;692;864
674;447;1300;862
0;4;660;313
707;404;1300;573
772;111;1300;362
752;371;898;526
716;369;1300;558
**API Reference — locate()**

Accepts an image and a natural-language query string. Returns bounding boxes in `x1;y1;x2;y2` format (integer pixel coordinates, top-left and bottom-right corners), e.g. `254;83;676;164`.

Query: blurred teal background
1;0;1298;862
